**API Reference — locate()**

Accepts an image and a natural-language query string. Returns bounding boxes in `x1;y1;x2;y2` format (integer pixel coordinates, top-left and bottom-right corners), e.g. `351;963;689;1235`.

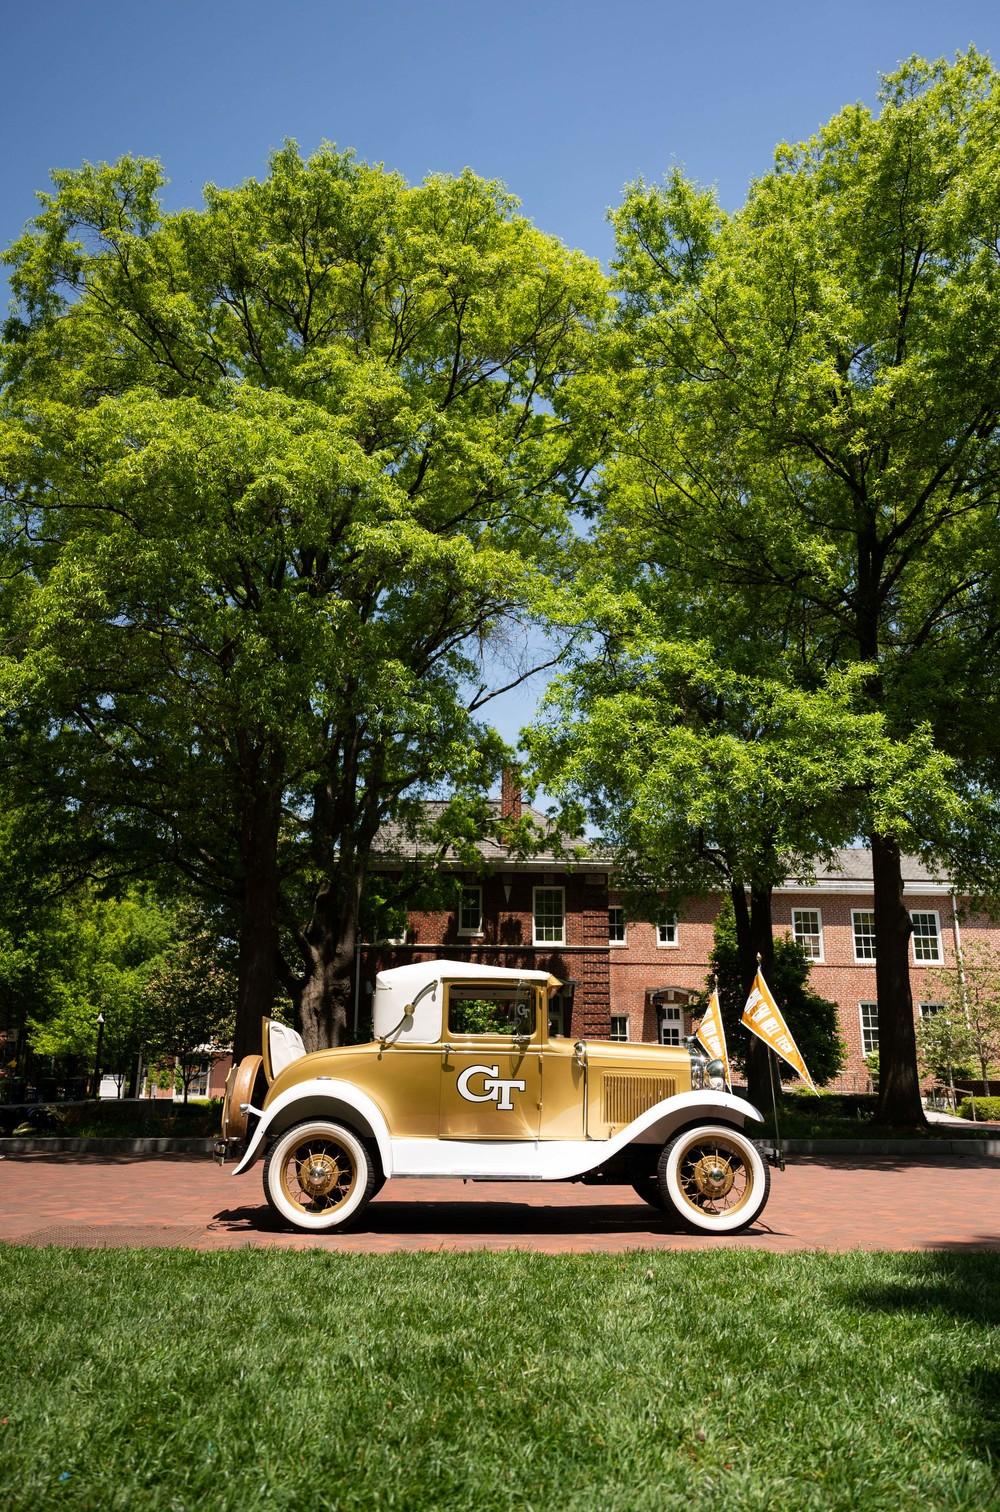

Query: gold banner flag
695;988;732;1089
741;969;817;1093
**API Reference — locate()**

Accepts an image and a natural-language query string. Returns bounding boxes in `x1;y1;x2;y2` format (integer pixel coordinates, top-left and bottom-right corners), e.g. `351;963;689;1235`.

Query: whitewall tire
658;1123;770;1234
263;1119;378;1232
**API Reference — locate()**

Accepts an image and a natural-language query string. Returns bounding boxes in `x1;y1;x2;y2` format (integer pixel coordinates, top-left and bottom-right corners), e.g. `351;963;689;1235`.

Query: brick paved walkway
1;1151;997;1252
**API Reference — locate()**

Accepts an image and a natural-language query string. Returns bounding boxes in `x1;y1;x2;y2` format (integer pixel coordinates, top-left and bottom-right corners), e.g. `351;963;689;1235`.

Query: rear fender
232;1079;392;1179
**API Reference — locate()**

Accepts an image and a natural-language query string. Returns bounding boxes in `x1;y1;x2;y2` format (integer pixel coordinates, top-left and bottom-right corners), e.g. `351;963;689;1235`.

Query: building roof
374;800;610;872
375;802;951;892
780;848;950;893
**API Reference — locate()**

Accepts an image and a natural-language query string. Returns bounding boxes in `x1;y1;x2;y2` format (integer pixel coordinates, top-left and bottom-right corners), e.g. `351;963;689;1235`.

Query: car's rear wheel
263;1119;378;1232
658;1124;770;1234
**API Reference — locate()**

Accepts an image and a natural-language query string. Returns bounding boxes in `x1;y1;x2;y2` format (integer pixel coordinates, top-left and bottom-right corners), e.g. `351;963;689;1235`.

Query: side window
792;908;823;961
910;911;942;964
458;884;483;936
533;887;565;945
656;914;678;947
852;911;877;962
448;985;536;1037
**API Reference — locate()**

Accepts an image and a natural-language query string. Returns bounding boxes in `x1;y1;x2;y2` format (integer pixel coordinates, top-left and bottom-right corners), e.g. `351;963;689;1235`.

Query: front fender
618;1089;764;1148
231;1078;393;1179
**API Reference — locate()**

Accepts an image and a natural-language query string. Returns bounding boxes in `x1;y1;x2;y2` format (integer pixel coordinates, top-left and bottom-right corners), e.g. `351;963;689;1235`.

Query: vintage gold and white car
217;960;771;1235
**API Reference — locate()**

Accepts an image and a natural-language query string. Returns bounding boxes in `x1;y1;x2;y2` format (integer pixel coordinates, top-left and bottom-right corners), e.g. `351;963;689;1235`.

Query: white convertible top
373;959;559;1045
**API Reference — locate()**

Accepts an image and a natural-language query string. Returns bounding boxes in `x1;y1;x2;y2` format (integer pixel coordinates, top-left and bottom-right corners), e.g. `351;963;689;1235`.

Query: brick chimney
500;766;523;822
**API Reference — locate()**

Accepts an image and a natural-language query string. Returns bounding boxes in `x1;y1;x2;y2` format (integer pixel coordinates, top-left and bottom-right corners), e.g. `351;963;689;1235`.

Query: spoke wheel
658;1124;770;1235
264;1120;377;1232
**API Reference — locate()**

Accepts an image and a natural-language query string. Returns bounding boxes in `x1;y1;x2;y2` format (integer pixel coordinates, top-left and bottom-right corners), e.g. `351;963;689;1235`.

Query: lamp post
92;1011;106;1099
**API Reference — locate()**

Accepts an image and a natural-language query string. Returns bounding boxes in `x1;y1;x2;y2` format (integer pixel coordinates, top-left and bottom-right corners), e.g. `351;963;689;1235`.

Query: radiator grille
602;1073;676;1126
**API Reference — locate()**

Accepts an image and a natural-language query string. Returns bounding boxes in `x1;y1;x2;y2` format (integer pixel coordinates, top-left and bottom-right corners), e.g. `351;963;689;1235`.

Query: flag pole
757;952;785;1172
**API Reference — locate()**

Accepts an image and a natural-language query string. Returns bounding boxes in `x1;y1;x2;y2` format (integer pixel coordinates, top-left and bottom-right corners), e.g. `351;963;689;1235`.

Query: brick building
361;788;999;1087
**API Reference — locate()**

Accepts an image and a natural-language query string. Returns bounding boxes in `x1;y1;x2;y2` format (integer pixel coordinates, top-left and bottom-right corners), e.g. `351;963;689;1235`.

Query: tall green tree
0;145;608;1053
526;629;956;1103
19;886;174;1092
706;901;846;1090
604;50;1000;1122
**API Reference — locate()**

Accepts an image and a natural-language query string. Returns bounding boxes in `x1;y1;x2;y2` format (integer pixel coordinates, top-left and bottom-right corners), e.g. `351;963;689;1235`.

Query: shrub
957;1095;1000;1122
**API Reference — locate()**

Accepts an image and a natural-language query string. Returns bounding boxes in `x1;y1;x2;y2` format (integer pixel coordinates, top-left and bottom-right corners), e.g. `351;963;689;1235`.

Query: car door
438;980;542;1139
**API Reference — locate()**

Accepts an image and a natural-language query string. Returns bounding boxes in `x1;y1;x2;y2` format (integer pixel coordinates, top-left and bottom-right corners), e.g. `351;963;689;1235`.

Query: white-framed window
919;1001;946;1019
656;913;678;947
533;886;565;945
852;910;877;962
859;1002;879;1056
791;908;824;962
910;911;942;964
458;884;483;936
658;1004;683;1045
609;1014;628;1042
608;907;627;945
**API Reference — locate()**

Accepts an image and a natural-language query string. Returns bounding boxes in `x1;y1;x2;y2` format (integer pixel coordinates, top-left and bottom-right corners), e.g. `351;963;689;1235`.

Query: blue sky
4;0;1000;750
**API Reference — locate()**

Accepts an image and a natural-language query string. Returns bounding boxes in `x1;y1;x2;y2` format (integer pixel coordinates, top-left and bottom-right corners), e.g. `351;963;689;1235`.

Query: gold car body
228;960;762;1185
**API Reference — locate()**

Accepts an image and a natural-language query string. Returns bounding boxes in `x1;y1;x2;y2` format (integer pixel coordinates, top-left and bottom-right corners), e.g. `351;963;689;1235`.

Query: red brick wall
608;896;717;1042
375;874;1000;1086
367;871;611;1038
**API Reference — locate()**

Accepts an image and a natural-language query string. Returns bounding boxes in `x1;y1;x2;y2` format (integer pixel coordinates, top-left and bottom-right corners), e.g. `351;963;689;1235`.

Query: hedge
957;1095;1000;1121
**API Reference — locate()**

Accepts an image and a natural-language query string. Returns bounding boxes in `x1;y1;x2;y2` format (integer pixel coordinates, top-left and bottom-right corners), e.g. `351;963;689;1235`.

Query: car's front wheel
658;1124;770;1234
263;1119;378;1232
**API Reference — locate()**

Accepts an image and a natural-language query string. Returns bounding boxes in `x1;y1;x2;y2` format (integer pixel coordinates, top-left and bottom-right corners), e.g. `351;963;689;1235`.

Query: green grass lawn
0;1249;997;1511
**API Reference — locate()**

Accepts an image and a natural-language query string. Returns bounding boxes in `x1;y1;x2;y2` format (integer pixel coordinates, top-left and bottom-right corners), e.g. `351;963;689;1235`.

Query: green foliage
0;1098;220;1139
916;1011;976;1085
0;1249;998;1510
143;917;235;1100
0;142;610;1047
957;1095;1000;1121
26;889;174;1072
560;48;1000;1124
927;939;1000;1092
707;902;846;1087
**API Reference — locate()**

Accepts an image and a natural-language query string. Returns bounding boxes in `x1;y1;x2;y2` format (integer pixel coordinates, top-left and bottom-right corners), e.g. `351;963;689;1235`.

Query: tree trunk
731;883;771;1107
233;785;282;1063
870;831;926;1126
296;876;361;1051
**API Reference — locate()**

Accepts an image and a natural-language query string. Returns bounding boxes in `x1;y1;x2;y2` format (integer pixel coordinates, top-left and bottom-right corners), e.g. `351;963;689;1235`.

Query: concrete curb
0;1137;216;1154
1;1135;998;1158
753;1137;1000;1159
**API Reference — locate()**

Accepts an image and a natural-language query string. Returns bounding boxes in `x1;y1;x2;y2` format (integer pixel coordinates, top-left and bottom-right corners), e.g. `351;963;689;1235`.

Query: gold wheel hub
297;1151;343;1199
691;1152;736;1199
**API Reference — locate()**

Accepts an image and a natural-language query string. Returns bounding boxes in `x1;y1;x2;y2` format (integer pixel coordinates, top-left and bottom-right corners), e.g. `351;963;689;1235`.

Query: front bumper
213;1136;246;1166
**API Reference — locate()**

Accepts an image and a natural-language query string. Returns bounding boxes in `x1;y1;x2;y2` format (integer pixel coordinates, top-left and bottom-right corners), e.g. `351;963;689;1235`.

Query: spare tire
221;1054;267;1146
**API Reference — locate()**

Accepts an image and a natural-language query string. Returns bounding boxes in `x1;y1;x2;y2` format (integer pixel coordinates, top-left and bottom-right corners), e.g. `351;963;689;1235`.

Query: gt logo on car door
456;1064;526;1111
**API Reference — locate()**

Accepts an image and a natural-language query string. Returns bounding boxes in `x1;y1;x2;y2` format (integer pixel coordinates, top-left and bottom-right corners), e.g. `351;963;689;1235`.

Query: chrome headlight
688;1043;707;1089
706;1058;726;1091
